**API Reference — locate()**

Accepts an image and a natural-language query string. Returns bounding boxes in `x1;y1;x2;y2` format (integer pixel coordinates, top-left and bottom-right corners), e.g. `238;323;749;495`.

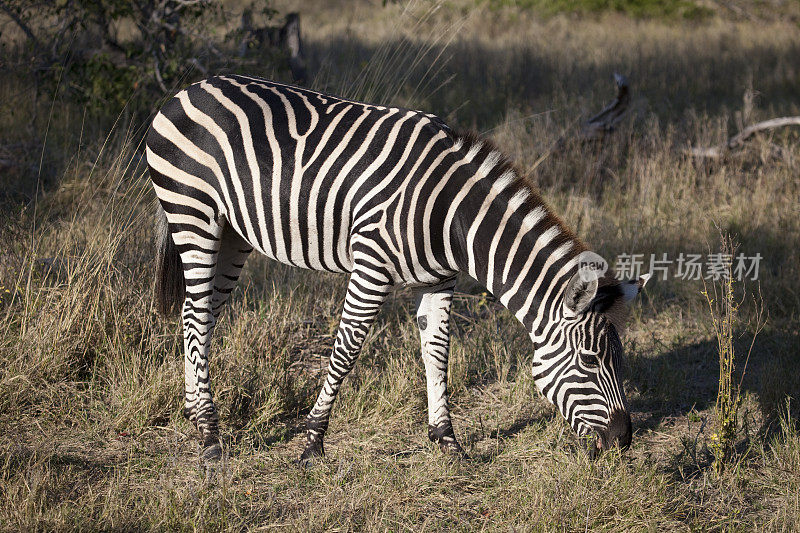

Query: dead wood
579;73;631;141
688;116;800;159
533;74;631;170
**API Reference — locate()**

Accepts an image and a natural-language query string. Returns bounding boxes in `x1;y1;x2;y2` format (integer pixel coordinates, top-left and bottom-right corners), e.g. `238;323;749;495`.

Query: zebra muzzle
586;411;632;459
588;410;632;458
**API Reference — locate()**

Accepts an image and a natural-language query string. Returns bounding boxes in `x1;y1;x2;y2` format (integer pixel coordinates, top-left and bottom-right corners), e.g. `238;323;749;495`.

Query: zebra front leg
415;279;464;455
300;271;391;464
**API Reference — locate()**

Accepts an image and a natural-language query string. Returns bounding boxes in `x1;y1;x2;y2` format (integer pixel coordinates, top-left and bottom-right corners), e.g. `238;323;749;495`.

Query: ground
0;1;799;530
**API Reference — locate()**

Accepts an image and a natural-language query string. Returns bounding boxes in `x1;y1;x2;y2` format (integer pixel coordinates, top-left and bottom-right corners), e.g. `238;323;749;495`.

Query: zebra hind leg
415;279;465;456
188;224;252;461
176;219;235;462
210;224;253;324
300;270;392;464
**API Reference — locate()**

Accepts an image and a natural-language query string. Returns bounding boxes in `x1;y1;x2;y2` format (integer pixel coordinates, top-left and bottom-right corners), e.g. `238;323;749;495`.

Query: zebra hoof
428;423;466;458
298;442;325;466
439;441;468;459
200;441;222;463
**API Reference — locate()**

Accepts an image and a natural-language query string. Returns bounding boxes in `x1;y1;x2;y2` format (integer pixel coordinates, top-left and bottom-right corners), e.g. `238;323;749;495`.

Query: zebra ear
563;270;599;316
621;273;651;302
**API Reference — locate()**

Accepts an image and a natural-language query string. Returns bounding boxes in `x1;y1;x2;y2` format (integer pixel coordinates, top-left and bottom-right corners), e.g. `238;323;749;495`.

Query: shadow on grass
301;32;800;132
448;325;798;465
6;19;800;207
628;329;799;430
2;443;120;483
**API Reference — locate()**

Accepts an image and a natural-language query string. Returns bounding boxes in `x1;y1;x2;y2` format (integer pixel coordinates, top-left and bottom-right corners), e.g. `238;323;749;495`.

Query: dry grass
1;1;799;530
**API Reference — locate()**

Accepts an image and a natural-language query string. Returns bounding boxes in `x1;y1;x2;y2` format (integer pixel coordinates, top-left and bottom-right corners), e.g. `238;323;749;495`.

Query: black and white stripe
147;75;647;461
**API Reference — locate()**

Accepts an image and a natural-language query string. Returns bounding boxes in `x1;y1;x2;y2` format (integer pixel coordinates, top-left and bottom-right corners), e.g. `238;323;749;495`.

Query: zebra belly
213;172;354;275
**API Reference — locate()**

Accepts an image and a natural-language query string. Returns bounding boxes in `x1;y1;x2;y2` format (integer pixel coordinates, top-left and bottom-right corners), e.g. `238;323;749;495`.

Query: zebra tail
154;201;185;317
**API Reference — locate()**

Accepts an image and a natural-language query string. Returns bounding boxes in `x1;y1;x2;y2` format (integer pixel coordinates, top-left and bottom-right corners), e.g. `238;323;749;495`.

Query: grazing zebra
146;75;648;462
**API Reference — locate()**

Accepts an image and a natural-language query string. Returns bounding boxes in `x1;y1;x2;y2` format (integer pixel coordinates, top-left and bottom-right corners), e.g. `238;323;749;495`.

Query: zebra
146;75;649;463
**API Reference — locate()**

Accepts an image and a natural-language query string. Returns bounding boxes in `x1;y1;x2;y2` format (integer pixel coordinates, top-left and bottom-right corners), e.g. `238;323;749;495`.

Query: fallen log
688;116;800;159
532;74;630;169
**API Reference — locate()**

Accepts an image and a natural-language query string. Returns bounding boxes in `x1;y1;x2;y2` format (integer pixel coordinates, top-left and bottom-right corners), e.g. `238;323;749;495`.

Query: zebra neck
448;140;586;334
489;205;584;334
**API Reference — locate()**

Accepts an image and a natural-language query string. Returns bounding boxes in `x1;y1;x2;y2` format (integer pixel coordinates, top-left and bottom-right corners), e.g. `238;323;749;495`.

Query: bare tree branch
151;51;168;93
237;11;308;85
0;0;44;52
529;74;631;172
281;13;306;84
188;57;208;76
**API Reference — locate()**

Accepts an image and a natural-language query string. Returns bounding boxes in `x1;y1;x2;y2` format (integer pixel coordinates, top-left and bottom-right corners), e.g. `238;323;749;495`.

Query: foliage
1;0;235;113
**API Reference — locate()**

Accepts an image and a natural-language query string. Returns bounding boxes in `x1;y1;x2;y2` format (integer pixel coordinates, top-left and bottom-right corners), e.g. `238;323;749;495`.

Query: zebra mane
451;129;628;326
450;129;586;254
594;273;630;331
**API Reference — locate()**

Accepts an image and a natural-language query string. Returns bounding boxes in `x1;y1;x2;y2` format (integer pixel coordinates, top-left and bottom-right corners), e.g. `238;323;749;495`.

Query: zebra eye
579;351;599;367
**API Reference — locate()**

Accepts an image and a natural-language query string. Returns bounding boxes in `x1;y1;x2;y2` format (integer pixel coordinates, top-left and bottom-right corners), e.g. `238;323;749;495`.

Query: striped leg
178;236;221;460
415;279;463;454
300;270;391;463
178;220;251;461
210;224;252;323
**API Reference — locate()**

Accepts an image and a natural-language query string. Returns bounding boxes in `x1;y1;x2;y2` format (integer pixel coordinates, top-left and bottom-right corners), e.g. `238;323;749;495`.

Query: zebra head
531;270;649;456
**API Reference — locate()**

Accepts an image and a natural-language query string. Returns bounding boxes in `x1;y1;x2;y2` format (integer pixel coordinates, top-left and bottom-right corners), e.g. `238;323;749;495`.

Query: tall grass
1;1;799;529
